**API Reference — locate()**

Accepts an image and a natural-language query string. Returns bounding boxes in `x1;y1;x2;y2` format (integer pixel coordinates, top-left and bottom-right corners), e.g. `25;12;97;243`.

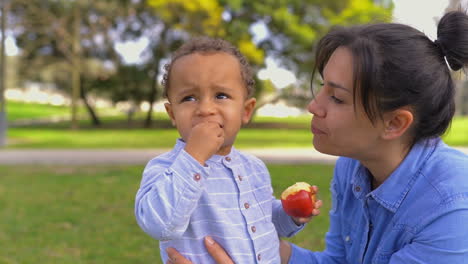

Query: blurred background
1;0;467;146
1;0;467;263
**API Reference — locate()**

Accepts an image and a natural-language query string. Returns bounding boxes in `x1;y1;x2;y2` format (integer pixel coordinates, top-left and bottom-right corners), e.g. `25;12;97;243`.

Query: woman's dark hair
313;11;468;145
162;36;255;98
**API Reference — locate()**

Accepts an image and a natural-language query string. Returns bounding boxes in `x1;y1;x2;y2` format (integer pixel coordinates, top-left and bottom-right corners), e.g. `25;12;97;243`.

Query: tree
0;0;8;147
145;0;393;112
8;0;393;130
9;0;136;127
237;0;392;108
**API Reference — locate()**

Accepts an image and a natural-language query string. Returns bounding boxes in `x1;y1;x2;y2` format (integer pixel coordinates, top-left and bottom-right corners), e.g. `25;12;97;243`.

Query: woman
166;10;468;264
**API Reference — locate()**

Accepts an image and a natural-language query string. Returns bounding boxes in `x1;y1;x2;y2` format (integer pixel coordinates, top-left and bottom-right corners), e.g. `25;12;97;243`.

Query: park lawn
6;127;313;149
443;116;468;146
5;98;468;148
8;101;87;122
0;163;333;264
6;115;468;148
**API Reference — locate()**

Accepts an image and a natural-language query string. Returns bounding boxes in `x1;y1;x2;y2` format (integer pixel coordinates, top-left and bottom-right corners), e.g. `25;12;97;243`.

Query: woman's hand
166;236;234;264
280;240;292;264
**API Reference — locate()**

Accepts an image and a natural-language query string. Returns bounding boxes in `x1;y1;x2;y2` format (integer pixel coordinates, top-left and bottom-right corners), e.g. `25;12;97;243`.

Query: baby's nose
197;99;216;115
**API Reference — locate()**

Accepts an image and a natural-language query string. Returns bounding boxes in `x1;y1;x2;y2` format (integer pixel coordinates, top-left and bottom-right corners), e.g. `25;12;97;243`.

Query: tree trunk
80;78;101;126
71;3;81;130
144;64;159;128
144;28;168;128
0;1;8;147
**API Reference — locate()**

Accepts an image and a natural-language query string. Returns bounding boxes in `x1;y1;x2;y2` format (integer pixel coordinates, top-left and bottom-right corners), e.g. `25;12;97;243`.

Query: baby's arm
135;150;209;240
135;122;224;241
272;200;306;237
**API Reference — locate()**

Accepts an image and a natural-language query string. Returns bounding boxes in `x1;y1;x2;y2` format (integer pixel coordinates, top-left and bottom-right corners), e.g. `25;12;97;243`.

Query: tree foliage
8;0;393;127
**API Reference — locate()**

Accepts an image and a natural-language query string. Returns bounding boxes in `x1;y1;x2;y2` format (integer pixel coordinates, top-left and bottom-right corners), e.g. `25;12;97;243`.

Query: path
0;148;338;165
1;147;468;165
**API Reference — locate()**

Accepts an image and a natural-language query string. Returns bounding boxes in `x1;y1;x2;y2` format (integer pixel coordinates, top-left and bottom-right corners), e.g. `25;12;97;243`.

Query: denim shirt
290;138;468;263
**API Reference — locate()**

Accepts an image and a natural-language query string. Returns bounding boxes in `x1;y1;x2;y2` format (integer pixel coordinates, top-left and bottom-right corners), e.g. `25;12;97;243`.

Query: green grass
8;101;81;121
6;127;313;149
5;100;468;148
6;116;468;148
444;116;468;146
0;164;333;263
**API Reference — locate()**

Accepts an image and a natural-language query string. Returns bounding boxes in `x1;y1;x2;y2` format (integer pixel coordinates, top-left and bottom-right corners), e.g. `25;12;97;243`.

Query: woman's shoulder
418;142;468;201
424;141;468;175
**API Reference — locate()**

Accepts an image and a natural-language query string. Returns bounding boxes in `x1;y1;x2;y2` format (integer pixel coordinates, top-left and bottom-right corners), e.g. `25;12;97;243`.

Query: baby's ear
164;102;176;126
242;98;256;125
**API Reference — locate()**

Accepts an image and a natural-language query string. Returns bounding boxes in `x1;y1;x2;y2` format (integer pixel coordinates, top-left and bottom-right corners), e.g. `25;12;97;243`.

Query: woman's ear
242;98;257;125
382;109;414;140
164;102;177;126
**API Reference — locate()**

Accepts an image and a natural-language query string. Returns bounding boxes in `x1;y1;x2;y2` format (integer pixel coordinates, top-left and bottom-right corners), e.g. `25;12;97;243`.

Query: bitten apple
281;182;316;218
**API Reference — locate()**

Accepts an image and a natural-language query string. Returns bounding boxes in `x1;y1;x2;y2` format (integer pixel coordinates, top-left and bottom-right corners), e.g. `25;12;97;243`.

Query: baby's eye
216;93;229;100
181;96;195;102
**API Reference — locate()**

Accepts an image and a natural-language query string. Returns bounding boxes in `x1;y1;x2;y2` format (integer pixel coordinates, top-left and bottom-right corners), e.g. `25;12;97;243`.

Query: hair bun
433;39;446;56
436;11;468;71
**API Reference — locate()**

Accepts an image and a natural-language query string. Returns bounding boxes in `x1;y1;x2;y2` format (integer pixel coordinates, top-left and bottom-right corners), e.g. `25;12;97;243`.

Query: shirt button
257;254;261;261
355;186;361;192
193;173;201;181
345;235;350;242
244;202;250;209
225;156;231;162
238;175;243;181
251;226;256;233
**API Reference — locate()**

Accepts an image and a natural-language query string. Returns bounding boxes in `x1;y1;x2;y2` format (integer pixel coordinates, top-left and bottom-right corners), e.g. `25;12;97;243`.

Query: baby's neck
216;145;233;156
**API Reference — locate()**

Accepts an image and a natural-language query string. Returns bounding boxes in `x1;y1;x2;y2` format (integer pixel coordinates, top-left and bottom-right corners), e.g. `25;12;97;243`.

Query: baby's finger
315;199;323;209
294;216;312;224
311;185;319;193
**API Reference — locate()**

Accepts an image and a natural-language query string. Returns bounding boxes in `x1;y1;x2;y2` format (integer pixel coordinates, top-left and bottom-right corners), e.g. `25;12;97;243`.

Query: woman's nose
308;94;326;117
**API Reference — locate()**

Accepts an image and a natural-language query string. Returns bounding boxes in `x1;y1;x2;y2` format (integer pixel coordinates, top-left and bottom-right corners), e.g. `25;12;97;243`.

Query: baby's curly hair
162;37;255;98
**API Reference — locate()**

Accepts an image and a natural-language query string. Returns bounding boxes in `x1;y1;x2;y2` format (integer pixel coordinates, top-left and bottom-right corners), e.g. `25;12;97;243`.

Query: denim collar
352;138;440;213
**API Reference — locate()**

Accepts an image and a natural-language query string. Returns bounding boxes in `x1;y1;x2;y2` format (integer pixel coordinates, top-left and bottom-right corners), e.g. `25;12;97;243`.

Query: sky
392;0;449;41
2;0;457;88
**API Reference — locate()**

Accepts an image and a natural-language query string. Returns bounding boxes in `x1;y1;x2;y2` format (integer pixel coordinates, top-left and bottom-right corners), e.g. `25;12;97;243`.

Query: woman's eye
181;96;195;102
216;93;229;99
330;95;344;104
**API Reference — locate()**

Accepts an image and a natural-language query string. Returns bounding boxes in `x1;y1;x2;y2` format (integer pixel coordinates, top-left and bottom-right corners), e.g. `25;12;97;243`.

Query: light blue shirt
135;139;303;264
289;138;468;263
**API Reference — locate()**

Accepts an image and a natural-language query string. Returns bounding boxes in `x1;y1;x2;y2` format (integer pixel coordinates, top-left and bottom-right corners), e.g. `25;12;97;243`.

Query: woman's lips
311;125;326;135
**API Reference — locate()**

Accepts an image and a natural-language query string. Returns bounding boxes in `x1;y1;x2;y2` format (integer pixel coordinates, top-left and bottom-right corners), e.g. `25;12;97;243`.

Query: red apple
281;182;316;218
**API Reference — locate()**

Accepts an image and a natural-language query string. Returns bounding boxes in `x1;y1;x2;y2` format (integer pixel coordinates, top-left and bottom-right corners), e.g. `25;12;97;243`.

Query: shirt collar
352;138;440;213
174;138;239;164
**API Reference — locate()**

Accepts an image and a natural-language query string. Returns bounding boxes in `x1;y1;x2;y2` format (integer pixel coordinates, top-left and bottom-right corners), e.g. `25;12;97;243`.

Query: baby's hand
292;197;323;225
184;121;224;165
280;184;322;225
